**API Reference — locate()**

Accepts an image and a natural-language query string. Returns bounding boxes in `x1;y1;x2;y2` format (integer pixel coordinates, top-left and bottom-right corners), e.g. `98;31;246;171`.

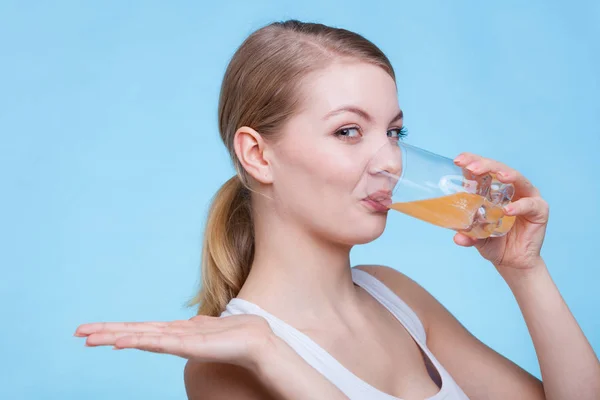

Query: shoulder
353;264;446;335
184;360;276;400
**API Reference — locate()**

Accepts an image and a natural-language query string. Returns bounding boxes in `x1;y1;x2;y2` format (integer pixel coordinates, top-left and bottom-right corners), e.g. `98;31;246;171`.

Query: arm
258;337;350;400
357;265;545;399
359;264;600;400
75;314;348;400
184;362;276;400
500;261;600;400
184;337;349;400
448;151;600;399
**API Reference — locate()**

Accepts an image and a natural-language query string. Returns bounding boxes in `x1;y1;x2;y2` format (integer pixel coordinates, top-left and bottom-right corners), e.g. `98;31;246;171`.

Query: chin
353;226;386;244
338;214;388;245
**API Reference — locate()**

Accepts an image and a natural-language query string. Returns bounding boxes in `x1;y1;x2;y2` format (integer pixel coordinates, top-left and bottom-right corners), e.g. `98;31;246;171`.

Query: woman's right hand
75;314;349;399
75;314;277;370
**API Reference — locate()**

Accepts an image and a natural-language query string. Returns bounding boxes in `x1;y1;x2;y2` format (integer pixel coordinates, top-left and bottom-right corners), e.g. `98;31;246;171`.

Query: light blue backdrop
1;1;598;399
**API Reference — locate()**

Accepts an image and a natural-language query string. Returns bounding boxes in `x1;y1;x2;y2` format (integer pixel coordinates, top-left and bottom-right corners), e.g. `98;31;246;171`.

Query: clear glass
364;141;516;239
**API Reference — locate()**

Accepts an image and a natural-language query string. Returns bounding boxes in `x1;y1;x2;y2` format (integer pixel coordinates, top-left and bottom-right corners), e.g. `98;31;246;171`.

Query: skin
75;61;600;400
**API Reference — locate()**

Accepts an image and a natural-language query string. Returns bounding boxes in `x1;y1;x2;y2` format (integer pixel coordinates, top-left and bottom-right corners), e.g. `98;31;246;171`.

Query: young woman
75;20;600;399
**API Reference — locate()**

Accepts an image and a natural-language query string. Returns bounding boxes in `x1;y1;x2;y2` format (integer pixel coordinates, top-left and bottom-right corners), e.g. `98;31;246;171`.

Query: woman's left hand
452;153;549;276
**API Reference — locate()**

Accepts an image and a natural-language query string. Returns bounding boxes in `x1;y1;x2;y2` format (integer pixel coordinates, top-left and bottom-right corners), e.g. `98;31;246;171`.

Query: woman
74;20;600;399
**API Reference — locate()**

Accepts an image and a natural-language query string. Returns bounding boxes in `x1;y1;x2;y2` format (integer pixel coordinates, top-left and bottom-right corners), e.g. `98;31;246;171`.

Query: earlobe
233;126;273;184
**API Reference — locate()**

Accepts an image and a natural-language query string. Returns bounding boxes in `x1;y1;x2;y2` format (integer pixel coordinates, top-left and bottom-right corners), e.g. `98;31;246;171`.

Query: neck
237;206;359;325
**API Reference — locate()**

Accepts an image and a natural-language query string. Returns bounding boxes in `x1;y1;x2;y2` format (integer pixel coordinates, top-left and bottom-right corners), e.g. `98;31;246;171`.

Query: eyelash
333;126;408;140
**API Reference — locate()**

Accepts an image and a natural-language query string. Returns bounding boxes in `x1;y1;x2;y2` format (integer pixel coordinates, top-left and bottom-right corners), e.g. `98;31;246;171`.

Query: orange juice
389;192;516;239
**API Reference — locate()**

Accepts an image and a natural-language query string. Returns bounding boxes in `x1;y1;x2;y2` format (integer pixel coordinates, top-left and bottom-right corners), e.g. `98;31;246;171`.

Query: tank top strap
351;268;428;344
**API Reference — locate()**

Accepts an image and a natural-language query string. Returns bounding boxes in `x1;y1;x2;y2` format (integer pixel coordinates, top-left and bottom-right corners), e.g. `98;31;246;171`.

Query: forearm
502;259;600;400
256;336;349;400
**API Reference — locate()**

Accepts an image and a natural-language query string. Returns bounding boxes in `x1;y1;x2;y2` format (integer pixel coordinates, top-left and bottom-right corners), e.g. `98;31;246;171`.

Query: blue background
1;1;598;399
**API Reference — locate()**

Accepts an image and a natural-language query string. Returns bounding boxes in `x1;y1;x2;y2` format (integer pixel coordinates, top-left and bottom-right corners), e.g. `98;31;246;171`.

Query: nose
368;141;403;178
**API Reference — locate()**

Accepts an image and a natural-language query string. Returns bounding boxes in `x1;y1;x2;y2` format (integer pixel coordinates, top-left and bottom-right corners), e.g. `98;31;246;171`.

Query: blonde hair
188;20;396;316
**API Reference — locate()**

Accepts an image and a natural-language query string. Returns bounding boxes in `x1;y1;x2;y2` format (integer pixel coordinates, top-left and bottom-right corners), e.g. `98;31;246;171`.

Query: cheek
274;143;387;244
284;141;369;205
278;151;366;223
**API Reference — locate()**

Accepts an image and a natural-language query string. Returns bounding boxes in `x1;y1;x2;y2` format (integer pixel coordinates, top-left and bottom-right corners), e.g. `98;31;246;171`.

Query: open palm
75;314;277;369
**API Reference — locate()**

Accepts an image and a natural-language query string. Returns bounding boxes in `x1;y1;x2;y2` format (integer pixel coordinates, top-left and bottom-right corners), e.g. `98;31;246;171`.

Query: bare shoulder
184;360;276;400
353;264;441;333
353;266;545;397
354;264;422;289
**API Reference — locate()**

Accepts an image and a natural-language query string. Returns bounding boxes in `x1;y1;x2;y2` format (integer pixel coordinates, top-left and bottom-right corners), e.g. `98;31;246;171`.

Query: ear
233;126;273;184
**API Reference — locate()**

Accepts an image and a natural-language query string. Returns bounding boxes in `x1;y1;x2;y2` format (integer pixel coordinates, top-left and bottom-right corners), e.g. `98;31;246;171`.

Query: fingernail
454;155;465;164
112;346;123;350
503;205;512;214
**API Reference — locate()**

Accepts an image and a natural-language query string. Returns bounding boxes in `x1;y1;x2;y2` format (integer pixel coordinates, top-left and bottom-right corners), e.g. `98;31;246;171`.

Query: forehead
298;61;399;119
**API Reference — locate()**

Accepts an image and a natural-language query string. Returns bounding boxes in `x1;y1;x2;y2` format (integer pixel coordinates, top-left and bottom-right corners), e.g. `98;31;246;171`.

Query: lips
367;189;392;203
363;189;393;212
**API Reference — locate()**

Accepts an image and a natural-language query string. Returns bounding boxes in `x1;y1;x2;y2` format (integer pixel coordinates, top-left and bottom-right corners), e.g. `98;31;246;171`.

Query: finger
85;328;191;347
455;153;513;189
113;333;220;360
114;333;187;356
456;154;539;199
455;152;517;178
114;329;256;362
468;159;539;198
83;318;234;347
85;331;142;346
453;232;479;247
504;197;549;224
75;316;228;338
75;321;169;337
453;152;480;167
493;168;540;199
463;157;514;183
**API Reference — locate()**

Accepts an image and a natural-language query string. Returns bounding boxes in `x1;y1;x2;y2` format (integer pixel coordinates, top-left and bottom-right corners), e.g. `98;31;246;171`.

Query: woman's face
268;61;404;246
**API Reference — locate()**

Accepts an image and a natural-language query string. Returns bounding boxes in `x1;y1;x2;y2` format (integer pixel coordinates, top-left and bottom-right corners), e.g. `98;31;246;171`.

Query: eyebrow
324;106;404;124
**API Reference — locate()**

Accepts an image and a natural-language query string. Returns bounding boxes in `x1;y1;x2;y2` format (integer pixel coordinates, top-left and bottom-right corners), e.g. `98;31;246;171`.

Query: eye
334;126;362;140
387;126;408;140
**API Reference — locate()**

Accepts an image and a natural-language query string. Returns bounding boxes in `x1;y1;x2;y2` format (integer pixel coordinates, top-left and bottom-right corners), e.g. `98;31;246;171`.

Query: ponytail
188;176;255;316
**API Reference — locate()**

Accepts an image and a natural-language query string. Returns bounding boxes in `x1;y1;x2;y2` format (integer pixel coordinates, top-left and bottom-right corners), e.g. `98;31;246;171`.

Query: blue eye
334;127;361;139
387;126;408;140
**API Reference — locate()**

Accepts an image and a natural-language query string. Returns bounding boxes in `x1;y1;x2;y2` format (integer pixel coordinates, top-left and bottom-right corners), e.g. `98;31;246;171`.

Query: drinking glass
363;141;516;239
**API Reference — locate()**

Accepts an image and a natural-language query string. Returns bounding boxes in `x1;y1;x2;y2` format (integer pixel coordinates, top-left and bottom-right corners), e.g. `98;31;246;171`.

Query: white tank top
221;268;470;399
